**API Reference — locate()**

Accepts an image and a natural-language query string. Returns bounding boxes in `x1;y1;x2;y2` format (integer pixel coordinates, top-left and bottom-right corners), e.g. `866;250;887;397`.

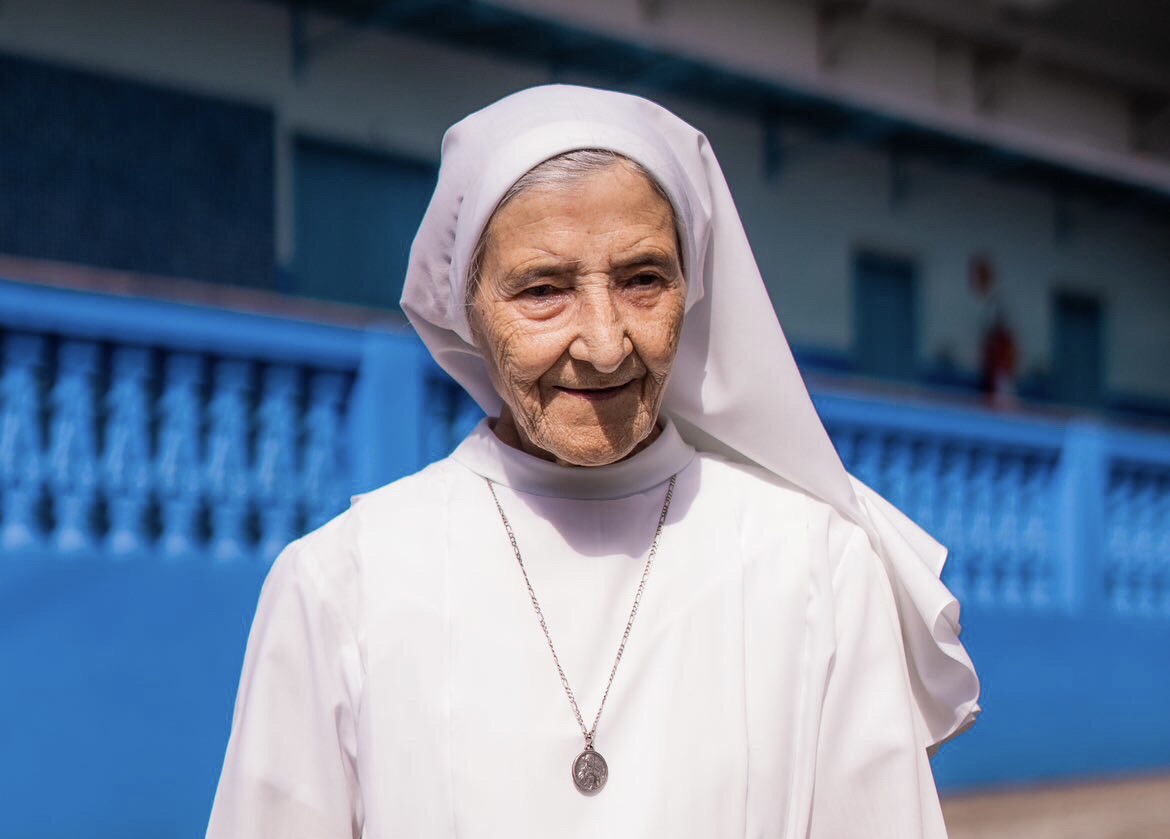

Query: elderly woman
207;86;979;838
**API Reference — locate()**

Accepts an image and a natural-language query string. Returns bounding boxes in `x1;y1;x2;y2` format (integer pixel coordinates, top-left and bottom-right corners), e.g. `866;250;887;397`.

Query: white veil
401;84;979;749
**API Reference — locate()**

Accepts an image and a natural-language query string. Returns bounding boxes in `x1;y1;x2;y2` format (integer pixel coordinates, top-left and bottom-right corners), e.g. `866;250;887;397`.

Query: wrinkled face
469;162;687;467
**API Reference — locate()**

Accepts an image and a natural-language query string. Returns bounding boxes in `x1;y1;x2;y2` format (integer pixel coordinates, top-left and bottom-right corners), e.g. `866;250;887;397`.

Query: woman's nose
568;290;629;373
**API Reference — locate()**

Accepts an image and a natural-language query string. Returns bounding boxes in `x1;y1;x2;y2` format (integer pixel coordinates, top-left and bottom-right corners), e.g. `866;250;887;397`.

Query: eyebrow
502;250;680;287
610;251;680;274
504;262;580;287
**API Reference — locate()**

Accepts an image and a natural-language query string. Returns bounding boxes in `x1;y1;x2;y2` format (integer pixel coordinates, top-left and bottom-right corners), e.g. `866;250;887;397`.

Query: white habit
210;83;979;838
207;418;956;838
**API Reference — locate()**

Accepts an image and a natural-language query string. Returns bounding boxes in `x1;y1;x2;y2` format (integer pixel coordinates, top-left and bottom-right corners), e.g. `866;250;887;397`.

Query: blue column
350;329;428;496
205;359;253;562
156;353;204;560
103;346;153;558
254;365;300;563
47;341;100;556
0;333;46;554
301;371;350;530
1055;420;1107;613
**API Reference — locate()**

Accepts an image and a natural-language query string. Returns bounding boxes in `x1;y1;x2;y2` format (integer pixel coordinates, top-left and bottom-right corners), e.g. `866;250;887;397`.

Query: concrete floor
942;775;1170;839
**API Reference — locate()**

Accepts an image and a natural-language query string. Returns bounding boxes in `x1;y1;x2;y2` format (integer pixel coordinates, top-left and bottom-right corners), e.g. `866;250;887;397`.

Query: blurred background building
0;0;1168;836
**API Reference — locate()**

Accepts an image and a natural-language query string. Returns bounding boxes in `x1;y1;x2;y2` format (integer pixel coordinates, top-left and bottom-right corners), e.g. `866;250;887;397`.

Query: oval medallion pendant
571;746;608;794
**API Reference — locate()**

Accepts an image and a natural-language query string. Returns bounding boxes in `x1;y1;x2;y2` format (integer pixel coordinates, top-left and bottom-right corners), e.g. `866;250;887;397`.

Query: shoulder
276;456;468;602
687;450;807;509
687;451;869;563
346;456;464;521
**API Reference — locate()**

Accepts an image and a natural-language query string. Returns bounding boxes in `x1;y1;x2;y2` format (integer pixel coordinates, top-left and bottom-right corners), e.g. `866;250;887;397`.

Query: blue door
294;139;437;310
1052;291;1103;407
854;251;918;381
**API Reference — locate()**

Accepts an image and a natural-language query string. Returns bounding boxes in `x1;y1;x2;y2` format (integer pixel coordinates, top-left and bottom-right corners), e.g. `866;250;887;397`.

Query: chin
557;446;629;468
539;424;647;467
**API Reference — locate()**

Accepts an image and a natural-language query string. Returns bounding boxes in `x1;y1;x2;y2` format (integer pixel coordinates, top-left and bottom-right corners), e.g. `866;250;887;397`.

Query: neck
491;406;663;467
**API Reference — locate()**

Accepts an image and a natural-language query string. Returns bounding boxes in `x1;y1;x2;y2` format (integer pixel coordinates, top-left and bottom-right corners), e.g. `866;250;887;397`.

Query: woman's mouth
555;380;635;401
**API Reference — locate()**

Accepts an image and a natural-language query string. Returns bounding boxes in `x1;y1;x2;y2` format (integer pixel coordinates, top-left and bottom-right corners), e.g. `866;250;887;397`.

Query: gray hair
466;149;681;304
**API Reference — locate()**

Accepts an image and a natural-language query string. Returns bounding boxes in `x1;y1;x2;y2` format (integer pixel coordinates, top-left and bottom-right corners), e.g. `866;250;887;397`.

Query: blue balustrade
0;332;45;551
1;276;1168;836
819;392;1065;610
0;280;377;565
1103;430;1170;617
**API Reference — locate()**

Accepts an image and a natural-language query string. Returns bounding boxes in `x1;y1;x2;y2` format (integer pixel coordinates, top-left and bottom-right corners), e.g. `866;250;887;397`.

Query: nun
207;84;980;838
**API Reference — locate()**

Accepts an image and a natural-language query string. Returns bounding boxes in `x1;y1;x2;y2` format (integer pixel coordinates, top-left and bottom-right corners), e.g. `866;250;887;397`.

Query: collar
450;417;695;500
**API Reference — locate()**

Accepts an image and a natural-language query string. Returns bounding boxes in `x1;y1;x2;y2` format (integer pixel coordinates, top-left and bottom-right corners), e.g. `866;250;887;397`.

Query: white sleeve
807;526;950;839
206;539;364;838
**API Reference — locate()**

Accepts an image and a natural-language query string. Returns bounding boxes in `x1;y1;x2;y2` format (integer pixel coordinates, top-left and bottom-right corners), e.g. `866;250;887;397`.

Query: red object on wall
970;254;995;298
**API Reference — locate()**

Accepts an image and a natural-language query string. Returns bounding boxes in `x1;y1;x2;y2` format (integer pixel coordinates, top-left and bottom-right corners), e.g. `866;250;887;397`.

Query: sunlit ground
942;774;1170;839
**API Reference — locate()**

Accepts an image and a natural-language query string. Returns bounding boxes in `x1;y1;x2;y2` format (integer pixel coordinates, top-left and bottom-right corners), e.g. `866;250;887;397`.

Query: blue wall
931;607;1170;788
0;561;267;837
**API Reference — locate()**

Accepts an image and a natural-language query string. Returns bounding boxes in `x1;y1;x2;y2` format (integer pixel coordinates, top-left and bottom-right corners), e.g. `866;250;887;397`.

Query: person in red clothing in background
972;254;1019;410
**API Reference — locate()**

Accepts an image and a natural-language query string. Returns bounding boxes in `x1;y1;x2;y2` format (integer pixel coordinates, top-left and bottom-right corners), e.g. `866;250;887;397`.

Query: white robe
207;419;950;838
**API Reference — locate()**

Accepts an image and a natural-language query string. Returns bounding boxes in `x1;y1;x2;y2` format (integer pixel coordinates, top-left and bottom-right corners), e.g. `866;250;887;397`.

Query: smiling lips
554;380;637;401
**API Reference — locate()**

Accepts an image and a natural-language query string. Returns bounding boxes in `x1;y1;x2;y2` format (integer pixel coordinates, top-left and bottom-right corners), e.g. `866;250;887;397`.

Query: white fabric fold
401;83;979;748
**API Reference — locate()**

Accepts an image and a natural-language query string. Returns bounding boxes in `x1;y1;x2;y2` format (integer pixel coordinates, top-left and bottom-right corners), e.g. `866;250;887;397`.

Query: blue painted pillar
350;329;428;495
1055;420;1107;613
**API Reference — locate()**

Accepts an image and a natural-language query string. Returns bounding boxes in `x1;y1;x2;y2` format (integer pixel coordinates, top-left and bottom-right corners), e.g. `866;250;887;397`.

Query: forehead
483;163;679;260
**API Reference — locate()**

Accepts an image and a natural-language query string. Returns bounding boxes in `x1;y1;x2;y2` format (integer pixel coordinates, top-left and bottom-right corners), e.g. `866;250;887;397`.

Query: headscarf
401;84;979;749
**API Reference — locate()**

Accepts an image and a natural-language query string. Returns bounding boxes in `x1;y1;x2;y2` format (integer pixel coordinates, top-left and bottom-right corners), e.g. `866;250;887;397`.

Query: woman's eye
629;273;662;288
522;284;559;299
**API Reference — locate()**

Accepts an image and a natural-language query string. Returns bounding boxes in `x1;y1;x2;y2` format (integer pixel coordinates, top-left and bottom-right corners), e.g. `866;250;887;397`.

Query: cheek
637;296;687;376
482;316;566;393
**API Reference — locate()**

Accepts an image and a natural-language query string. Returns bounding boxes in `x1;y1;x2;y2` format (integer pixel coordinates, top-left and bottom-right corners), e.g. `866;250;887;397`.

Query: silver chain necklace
484;473;677;795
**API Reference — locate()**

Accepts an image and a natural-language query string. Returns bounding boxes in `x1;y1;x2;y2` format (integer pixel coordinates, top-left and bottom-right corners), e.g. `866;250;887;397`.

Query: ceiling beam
854;0;1170;96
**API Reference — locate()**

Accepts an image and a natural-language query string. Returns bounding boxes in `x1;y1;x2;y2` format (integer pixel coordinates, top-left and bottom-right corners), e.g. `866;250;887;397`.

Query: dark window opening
293;139;437;310
853;250;918;381
1052;290;1104;408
